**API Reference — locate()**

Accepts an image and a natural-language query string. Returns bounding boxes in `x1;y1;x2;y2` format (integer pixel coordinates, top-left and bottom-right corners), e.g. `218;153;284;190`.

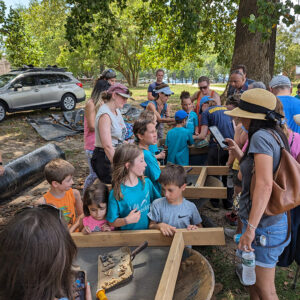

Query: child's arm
109;208;141;228
194;126;199;135
69;213;84;233
187;223;203;230
73;189;83;216
149;220;176;237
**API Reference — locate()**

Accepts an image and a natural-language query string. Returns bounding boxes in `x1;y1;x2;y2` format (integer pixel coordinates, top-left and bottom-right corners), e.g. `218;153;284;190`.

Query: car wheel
0;102;6;122
61;93;76;111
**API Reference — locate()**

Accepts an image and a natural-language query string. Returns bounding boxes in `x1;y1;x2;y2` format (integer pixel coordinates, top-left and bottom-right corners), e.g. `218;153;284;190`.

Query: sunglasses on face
199;86;208;90
162;93;170;97
15;204;62;219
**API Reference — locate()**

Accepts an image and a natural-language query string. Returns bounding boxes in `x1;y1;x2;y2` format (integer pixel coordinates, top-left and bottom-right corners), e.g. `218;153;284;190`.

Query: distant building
0;58;11;75
296;65;300;80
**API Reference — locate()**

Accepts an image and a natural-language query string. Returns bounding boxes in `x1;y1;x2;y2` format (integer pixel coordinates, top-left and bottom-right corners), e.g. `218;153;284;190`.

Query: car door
36;73;61;104
7;75;41;109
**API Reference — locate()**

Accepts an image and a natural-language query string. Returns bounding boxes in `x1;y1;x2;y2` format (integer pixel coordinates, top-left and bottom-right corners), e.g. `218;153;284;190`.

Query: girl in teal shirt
107;144;160;230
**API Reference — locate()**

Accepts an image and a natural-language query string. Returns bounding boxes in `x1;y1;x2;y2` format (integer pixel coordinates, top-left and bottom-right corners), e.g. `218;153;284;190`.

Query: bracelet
247;221;257;230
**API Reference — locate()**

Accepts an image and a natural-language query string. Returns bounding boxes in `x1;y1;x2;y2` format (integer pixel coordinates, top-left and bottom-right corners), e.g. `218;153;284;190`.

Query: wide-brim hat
224;88;277;120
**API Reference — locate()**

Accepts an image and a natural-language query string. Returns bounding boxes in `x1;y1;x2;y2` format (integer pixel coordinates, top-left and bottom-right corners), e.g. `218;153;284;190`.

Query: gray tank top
95;103;126;148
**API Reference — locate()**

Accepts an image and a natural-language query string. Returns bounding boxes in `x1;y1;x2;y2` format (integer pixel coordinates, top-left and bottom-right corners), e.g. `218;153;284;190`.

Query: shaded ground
0;84;299;299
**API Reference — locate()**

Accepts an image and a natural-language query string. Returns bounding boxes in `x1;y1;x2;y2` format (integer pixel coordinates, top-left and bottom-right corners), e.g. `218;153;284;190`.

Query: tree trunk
231;0;277;86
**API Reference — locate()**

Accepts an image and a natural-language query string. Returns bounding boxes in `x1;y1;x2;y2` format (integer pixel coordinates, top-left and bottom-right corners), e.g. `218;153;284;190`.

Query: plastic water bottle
242;251;256;285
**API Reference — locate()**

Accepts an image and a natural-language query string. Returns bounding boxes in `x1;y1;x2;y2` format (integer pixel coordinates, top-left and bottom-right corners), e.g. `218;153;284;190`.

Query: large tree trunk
231;0;277;86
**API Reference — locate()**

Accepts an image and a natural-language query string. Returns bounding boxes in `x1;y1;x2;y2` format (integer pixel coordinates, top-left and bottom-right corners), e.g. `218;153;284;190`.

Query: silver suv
0;66;86;122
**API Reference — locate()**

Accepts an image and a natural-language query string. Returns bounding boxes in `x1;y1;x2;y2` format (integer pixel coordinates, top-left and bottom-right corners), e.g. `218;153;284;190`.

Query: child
106;143;161;230
180;91;199;135
148;164;202;236
166;110;196;166
81;179;114;234
133;118;162;192
38;158;83;233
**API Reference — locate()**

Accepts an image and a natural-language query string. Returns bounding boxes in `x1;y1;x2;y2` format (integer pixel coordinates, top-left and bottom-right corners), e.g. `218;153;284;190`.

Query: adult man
227;64;254;97
269;75;300;134
147;69;165;100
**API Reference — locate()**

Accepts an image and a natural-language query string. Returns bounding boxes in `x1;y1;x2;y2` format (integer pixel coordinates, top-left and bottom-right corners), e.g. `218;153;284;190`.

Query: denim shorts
238;213;290;268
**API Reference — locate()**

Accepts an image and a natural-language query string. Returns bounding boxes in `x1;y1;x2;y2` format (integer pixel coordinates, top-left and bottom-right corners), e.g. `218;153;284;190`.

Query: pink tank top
84;115;95;151
82;216;114;232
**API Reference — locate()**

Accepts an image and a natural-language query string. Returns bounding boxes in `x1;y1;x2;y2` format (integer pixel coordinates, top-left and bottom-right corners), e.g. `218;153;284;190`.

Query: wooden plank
195;167;207;187
184;186;227;199
155;232;185;300
71;228;225;247
206;166;229;175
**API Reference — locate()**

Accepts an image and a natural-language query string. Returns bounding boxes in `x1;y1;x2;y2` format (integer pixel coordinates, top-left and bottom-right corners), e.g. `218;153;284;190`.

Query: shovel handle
131;241;148;261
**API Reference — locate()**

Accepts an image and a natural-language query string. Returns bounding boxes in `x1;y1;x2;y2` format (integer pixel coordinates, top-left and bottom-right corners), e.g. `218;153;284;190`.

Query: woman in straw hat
224;88;290;299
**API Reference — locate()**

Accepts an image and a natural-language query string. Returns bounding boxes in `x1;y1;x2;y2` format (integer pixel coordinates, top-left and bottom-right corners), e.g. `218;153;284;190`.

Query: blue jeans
83;150;98;194
238;213;290;268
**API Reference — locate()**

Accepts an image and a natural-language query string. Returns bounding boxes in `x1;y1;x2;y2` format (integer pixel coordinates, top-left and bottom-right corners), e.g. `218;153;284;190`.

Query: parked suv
0;66;86;122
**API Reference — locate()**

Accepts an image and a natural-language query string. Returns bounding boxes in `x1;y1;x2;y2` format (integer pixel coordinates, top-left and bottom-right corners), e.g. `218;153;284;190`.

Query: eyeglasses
15;204;62;219
199;86;208;90
162;93;170;97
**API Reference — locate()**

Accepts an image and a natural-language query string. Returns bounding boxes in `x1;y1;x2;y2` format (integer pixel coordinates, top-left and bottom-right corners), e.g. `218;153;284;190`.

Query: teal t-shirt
166;127;194;166
149;144;158;154
143;149;161;193
107;178;161;230
186;111;198;134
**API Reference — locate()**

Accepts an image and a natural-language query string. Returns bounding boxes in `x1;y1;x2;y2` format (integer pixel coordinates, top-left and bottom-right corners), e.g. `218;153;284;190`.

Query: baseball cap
154;86;174;95
108;83;134;99
200;96;212;107
175;110;188;121
269;75;291;88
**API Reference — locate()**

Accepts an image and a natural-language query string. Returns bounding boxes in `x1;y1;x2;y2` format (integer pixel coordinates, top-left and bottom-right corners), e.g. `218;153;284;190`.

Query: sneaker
208;199;220;211
235;263;246;286
224;227;236;239
225;212;238;226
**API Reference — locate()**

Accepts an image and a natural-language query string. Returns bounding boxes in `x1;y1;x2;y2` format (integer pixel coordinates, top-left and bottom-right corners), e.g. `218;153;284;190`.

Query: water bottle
242;251;256;285
227;170;234;188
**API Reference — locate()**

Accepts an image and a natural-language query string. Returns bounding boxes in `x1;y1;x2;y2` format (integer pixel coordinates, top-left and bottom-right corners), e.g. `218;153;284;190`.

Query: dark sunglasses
199;86;208;90
15;204;62;219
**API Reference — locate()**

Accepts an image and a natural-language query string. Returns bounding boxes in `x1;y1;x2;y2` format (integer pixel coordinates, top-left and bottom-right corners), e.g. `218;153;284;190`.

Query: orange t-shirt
44;188;76;227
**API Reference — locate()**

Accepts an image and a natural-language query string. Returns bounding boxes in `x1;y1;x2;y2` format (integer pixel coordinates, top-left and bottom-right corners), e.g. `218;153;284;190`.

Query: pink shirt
83;216;114;232
289;130;300;162
84;115;95;151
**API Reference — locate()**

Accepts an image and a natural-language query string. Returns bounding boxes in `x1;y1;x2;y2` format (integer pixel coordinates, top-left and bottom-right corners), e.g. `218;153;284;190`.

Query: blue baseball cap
200;96;212;107
154;86;174;95
175;110;188;121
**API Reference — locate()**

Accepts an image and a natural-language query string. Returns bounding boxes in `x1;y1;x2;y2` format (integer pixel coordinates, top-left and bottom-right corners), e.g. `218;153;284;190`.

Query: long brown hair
0;207;77;300
112;144;144;201
275;97;289;139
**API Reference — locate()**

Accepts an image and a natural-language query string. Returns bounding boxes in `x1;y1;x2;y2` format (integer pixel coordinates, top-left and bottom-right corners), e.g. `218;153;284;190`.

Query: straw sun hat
225;88;279;121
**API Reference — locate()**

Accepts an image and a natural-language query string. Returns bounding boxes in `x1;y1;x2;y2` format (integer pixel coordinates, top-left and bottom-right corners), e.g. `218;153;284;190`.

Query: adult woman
225;89;290;299
91;83;131;184
84;71;116;192
146;83;175;139
191;76;221;122
0;205;92;300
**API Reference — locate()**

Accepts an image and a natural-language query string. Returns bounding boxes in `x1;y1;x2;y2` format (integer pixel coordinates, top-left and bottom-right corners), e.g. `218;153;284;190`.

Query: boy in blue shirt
148;164;202;236
180;91;199;135
166;110;196;166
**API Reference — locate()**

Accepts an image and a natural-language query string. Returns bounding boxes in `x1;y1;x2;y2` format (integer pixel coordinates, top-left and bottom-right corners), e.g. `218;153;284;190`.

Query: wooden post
195;166;207;187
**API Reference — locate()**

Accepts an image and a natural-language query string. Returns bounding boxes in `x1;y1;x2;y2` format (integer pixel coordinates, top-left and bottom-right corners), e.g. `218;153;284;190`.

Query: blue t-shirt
148;81;164;98
166;127;194;166
201;105;234;147
107;178;160;230
149;144;159;154
278;95;300;134
186;111;198;134
148;197;202;228
143;149;162;193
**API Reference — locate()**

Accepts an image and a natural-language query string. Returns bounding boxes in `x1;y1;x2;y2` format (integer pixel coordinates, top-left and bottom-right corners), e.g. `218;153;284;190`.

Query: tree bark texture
231;0;277;86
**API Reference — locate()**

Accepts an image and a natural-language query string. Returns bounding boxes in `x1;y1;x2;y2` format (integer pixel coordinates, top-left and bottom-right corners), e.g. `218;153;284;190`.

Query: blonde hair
44;158;75;184
139;110;156;123
112;144;144;201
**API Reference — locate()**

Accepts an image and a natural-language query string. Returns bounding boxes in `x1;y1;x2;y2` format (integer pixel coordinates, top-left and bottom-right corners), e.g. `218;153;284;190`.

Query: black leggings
91;147;112;184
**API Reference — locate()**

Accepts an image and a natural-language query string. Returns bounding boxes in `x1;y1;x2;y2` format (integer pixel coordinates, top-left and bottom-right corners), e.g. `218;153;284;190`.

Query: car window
0;74;18;88
38;74;58;85
56;74;72;83
14;75;38;87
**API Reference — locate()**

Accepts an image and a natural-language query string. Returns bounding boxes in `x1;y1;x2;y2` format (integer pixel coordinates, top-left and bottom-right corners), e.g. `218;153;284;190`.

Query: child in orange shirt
38;158;83;232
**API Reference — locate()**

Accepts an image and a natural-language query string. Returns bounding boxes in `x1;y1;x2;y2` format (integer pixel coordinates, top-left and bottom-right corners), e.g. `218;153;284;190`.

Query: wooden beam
160;166;229;176
71;228;225;247
195;167;207;187
184;186;227;199
155;232;185;300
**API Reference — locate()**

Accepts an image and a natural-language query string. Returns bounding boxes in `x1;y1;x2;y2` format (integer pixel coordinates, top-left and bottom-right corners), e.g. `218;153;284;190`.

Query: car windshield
0;74;18;88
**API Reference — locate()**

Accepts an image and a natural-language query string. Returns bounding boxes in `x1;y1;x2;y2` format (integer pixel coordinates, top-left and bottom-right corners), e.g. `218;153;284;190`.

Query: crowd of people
1;66;300;299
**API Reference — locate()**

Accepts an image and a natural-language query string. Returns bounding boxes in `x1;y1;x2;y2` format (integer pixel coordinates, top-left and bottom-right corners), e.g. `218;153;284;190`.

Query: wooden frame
72;228;225;300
